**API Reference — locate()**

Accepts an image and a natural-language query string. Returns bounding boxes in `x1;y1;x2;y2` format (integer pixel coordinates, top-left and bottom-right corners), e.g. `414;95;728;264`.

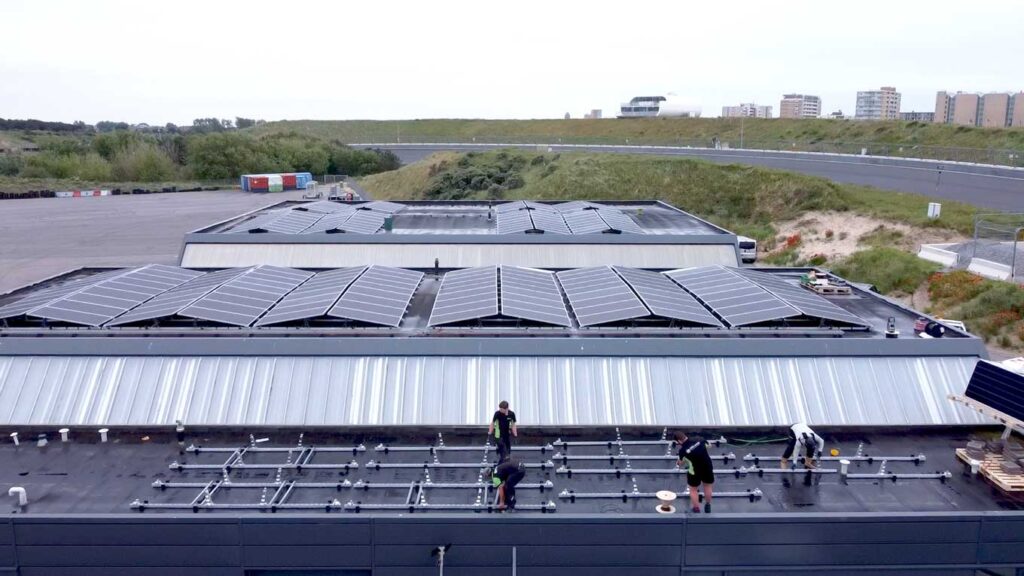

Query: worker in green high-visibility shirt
488;400;517;463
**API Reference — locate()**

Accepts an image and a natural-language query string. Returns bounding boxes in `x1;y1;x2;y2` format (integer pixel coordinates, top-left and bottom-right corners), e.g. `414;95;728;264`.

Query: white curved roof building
619;94;701;118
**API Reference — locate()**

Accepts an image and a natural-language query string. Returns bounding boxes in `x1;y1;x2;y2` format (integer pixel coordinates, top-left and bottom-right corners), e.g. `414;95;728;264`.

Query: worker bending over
675;431;714;513
781;422;825;469
488;400;517;463
489;457;526;511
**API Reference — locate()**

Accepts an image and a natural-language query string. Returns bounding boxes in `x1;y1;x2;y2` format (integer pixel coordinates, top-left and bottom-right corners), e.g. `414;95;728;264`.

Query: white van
738;236;757;263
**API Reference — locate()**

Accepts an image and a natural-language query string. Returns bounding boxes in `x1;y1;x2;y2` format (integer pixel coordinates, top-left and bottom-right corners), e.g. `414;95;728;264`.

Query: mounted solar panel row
301;211;357;234
666;266;800;327
256;210;324;234
106;268;250;326
494;201;528;214
428;266;498;326
529;209;571;235
296;200;355;214
965;361;1024;423
612;266;722;327
0;269;125;320
328;265;423;327
597;209;645;234
555;200;605;213
562;209;609;234
225;209;292;234
733;268;868;327
178;266;313;327
28;265;203;327
256;266;367;326
496;209;535;234
338;210;386;234
361;201;405;214
499;266;572;327
556;266;649;327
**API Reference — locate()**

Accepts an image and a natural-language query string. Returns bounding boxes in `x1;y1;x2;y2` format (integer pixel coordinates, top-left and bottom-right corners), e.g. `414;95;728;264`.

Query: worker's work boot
691;505;700;513
704;503;711;514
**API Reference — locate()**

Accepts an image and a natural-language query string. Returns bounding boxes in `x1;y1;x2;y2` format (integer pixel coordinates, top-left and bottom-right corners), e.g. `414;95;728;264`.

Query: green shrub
832;247;939;295
111;144;176;181
0;154;23;176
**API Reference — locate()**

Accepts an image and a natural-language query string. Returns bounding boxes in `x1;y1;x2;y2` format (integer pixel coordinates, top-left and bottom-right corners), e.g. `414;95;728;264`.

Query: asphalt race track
362;143;1024;212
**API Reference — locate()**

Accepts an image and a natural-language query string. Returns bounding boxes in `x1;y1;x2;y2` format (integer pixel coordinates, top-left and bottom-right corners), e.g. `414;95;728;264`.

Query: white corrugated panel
181;243;739;269
0;356;983;427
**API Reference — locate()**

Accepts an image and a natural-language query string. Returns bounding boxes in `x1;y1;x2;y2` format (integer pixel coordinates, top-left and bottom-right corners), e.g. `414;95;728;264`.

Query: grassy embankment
252;118;1024;162
360;150;1023;349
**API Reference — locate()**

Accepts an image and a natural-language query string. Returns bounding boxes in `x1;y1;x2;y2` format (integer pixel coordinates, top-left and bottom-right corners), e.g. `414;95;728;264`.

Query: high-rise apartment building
855;87;901;120
779;94;821;118
722;103;772;118
899;112;935;123
935;91;1024;127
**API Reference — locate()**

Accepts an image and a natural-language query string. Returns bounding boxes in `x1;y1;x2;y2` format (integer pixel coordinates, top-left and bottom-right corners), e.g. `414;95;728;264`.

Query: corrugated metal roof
0;355;983;427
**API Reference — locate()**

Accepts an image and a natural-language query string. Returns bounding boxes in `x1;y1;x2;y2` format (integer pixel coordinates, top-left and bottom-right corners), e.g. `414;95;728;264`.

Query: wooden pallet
804;283;851;296
956;448;1024;492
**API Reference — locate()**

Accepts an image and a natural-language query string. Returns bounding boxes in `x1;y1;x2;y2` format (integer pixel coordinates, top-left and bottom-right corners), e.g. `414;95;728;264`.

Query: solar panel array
337;210;386;234
28;265;203;327
328;265;423;327
296;201;355;214
223;202;399;234
496;209;535;234
494;201;528;214
225;209;291;234
734;268;868;327
556;267;650;327
529;209;571;235
428;266;499;326
499;266;572;326
255;266;367;326
562;209;609;234
965;361;1024;422
178;266;313;327
361;201;405;214
612;266;722;327
301;211;359;234
257;210;324;234
665;267;802;327
0;269;124;320
556;201;605;213
106;267;250;326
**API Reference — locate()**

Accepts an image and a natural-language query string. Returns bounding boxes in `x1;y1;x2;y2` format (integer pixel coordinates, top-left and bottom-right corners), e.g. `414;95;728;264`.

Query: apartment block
779;94;821;119
900;112;935;123
934;91;1024;127
722;103;772;118
855;86;901;120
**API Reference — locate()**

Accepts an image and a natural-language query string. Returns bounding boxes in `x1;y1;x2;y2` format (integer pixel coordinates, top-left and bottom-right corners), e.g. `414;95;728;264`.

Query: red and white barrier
55;189;111;198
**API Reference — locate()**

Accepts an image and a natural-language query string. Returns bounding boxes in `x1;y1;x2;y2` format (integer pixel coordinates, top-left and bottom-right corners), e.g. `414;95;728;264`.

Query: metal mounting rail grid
559;488;764;503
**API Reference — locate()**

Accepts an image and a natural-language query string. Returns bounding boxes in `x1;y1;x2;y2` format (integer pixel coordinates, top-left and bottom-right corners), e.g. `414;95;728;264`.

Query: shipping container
295;172;314;189
241;175;270;192
281;174;297;189
267;174;284;193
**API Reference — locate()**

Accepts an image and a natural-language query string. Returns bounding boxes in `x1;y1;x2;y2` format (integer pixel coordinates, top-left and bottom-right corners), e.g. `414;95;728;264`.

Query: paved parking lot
0;190;306;293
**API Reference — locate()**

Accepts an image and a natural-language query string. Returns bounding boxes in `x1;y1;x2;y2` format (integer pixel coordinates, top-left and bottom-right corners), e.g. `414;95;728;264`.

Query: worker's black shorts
782;435;798;459
687;466;714;487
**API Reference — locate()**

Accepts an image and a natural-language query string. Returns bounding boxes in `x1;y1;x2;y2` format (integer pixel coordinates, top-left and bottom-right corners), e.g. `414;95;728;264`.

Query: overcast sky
2;0;1021;124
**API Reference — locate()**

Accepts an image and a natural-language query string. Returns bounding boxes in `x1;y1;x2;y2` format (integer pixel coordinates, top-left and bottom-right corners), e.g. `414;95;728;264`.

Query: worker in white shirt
781;423;825;470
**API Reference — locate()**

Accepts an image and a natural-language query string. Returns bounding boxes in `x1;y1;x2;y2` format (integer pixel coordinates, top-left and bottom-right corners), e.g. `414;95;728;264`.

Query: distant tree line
0;129;400;182
2;117;267;135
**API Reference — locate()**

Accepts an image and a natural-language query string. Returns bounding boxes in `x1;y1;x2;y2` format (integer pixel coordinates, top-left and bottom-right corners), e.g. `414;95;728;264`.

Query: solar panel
494;201;527;214
523;201;558;213
428;266;499;326
0;269;124;320
301;211;358;234
529;210;571;235
562;209;610;234
337;210;386;234
106;268;251;326
733;268;869;327
496;209;535;234
555;267;649;327
499;266;572;327
178;266;313;327
255;266;368;326
611;266;722;327
361;201;405;214
225;209;291;234
28;265;203;327
665;266;800;327
327;265;423;327
965;361;1024;422
596;208;645;234
258;210;324;234
296;200;357;214
555;200;605;213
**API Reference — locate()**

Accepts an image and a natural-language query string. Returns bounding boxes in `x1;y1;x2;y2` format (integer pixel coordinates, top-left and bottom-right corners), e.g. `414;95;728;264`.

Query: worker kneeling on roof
782;422;825;470
488;457;526;511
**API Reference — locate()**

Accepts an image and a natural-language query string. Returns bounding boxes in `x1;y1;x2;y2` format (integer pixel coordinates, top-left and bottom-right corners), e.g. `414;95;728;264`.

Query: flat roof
0;265;973;346
191;200;733;240
1;427;1020;516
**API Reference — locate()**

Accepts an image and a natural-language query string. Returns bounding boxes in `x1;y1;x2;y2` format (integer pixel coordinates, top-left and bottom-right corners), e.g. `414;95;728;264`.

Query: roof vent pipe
9;432;18;446
99;428;109;443
9;487;27;507
59;428;70;442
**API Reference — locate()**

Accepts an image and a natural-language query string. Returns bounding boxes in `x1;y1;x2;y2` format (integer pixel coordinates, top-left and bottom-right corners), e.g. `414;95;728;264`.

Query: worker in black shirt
675;431;715;513
488;457;526;510
488;400;517;463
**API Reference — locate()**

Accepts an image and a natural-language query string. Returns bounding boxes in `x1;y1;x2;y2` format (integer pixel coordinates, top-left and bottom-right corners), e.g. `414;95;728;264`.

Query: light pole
740;114;745;149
